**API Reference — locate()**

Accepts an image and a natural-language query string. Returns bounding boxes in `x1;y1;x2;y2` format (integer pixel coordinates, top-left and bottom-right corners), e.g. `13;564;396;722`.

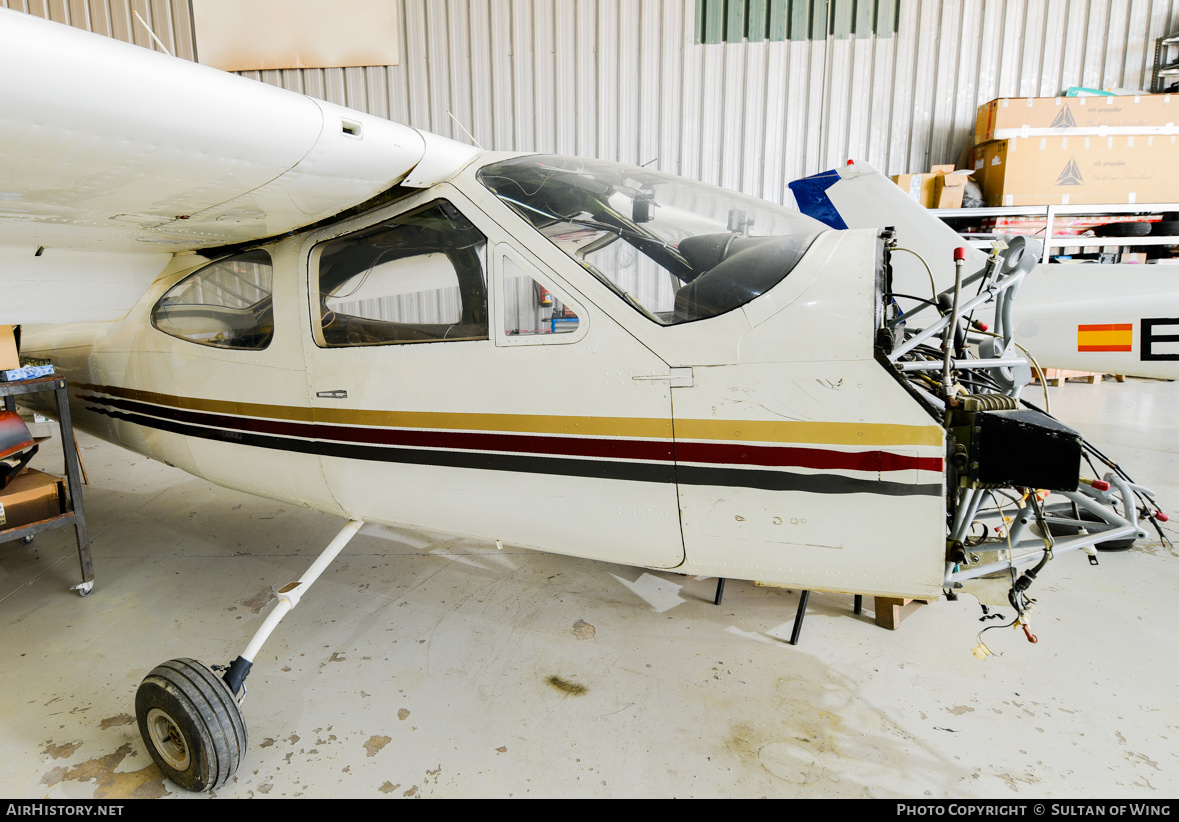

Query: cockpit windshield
477;155;827;325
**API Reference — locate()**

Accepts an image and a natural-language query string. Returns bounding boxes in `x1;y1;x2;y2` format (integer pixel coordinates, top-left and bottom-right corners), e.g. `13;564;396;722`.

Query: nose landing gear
134;519;364;792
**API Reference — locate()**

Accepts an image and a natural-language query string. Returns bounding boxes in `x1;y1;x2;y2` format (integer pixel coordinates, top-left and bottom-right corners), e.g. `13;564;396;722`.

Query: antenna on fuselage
133;10;173;57
447;110;484;150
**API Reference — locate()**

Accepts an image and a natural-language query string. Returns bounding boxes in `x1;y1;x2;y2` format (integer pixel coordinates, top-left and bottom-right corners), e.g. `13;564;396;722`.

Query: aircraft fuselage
24;154;948;599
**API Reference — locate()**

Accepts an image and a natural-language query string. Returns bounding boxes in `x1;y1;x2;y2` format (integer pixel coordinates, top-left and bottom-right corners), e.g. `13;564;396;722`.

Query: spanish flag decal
1078;323;1133;352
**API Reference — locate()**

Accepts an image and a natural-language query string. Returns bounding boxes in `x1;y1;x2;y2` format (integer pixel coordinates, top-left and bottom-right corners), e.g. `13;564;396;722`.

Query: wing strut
224;519;365;695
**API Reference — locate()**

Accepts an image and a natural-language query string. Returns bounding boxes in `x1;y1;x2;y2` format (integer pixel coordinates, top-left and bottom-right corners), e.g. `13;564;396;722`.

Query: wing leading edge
0;9;480;323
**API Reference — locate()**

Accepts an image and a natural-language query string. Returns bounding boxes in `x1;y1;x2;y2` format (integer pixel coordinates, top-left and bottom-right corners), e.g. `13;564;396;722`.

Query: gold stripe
76;383;673;438
77;383;941;446
674;418;943;447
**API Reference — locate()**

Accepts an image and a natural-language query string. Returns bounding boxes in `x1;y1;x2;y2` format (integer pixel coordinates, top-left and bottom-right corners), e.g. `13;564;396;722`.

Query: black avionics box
958;408;1082;492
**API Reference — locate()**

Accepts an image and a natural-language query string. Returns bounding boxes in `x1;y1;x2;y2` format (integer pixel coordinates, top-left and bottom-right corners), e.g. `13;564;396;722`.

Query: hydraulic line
940;249;967;399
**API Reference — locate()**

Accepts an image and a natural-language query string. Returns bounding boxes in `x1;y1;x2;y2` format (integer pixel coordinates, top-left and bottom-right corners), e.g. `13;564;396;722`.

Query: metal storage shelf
931;203;1179;263
1152;34;1179;93
0;375;93;596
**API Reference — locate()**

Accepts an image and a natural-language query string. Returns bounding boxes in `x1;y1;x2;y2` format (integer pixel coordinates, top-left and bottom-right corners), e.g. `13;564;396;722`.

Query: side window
502;257;579;337
313;201;488;347
151;250;274;350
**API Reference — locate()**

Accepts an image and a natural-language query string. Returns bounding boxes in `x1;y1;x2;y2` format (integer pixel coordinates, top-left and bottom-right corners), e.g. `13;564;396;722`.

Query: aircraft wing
794;162;1179;379
0;9;479;323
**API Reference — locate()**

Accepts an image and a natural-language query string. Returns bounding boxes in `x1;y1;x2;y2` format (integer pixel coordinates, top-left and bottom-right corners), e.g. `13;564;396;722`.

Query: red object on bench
0;410;38;488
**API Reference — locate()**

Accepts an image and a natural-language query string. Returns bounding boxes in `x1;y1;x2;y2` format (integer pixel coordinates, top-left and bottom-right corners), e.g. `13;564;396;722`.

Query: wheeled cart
0;375;93;596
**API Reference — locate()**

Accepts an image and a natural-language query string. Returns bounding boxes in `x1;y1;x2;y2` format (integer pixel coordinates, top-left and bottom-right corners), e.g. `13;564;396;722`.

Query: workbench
0;375;93;596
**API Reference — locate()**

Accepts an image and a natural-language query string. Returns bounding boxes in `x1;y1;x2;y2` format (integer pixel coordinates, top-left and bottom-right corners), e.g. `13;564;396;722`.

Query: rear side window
151;250;274;350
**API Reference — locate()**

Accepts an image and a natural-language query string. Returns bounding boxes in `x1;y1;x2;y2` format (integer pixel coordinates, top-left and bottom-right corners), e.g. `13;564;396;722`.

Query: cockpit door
299;185;685;569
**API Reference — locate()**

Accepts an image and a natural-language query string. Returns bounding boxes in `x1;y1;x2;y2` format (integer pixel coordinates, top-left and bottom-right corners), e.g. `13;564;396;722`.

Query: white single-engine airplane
0;10;1169;793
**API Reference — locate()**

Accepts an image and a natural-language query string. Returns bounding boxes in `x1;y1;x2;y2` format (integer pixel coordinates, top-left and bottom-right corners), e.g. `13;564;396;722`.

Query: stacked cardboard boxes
975;94;1178;143
890;165;974;208
969;95;1179;206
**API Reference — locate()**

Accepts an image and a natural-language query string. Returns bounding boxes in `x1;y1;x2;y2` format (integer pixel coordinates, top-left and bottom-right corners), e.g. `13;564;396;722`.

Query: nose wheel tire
135;658;247;793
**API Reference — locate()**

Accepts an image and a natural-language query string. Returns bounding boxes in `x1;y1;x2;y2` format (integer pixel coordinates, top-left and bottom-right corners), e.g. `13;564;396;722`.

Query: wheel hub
146;707;191;771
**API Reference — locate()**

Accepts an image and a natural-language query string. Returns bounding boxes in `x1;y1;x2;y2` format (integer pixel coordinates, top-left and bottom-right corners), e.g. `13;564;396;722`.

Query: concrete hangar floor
1;378;1177;799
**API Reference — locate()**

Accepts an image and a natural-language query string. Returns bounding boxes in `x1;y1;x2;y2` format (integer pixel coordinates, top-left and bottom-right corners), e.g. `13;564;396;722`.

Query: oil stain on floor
41;741;169;799
547;675;587;696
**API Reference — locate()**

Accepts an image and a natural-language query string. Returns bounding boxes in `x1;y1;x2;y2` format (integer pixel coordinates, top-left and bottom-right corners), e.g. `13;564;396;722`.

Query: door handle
632;367;693;388
316;389;348;399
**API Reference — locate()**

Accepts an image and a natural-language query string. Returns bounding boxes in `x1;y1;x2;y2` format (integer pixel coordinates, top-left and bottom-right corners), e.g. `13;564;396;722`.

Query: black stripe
677;465;942;497
90;406;940;497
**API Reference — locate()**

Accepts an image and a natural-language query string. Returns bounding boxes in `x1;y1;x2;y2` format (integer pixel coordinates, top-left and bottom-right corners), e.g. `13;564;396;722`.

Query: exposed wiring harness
883;238;1172;660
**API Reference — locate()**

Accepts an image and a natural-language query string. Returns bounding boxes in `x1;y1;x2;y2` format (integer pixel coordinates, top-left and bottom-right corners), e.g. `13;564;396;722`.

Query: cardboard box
0;469;64;530
934;170;972;208
970;135;1179;206
891;172;937;207
0;327;17;371
976;95;1179;144
891;166;972;208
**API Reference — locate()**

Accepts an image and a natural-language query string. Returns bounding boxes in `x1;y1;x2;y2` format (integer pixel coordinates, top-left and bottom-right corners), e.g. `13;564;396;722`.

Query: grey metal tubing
1107;475;1144;534
950;521;1137;583
897;358;1027;372
910;384;946;411
1004;501;1036;547
960;490;989;542
897;237;1040;330
996;276;1022;347
943;560;959;588
1064;479;1149;539
947;485;1144;584
895;255;1003;325
950;488;992;545
890;269;1029;360
948;488;978;544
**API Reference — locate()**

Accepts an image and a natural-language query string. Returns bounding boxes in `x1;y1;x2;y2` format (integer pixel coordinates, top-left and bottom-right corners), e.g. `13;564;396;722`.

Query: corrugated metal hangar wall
7;0;1178;208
